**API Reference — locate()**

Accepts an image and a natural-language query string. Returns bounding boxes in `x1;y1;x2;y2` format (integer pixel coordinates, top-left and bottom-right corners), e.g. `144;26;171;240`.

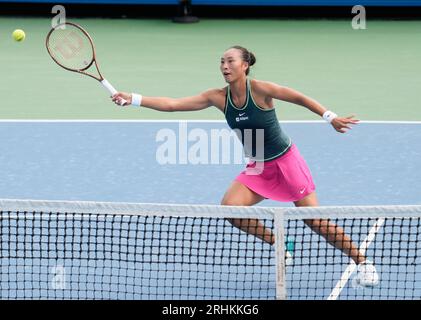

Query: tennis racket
46;22;126;105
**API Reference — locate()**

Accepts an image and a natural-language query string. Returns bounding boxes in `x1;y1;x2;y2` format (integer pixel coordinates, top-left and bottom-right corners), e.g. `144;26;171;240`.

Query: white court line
0;119;420;124
327;218;386;300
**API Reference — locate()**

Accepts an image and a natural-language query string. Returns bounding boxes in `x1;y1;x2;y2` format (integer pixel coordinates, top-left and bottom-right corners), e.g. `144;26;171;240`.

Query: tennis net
0;199;420;300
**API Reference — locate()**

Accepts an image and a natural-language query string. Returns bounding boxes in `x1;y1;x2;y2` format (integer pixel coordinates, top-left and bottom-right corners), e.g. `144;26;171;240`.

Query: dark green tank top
224;79;292;161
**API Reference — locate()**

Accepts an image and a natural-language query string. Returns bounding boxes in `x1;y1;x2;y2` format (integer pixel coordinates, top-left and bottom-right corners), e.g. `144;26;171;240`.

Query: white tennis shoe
285;251;293;266
356;260;379;287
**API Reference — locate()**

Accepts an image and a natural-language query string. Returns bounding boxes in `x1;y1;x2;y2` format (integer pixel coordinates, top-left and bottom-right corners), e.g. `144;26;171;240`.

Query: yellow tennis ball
12;29;25;42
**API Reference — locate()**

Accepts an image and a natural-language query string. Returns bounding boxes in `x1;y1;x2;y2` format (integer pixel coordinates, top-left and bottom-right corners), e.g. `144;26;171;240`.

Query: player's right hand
112;92;131;106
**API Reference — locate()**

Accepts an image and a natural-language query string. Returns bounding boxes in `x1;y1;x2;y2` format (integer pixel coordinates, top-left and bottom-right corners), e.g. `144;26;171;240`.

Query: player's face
220;49;248;83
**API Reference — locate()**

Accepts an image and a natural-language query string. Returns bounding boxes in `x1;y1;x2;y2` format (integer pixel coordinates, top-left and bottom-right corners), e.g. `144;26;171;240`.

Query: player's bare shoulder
250;79;279;95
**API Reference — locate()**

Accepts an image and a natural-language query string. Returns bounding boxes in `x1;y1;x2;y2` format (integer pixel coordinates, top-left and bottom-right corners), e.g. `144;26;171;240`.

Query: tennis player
112;45;378;287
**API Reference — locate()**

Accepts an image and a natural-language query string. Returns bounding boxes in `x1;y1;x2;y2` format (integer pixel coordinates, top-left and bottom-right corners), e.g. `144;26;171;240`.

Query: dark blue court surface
0;121;419;206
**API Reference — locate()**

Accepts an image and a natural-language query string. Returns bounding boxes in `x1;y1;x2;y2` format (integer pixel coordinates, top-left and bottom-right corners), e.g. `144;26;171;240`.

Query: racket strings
47;25;94;71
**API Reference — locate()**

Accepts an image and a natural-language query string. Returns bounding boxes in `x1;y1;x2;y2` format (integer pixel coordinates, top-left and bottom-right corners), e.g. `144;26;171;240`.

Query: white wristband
131;93;142;107
322;110;338;123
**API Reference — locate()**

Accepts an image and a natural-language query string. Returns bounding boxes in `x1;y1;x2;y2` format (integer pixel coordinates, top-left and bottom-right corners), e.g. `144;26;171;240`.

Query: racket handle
101;79;127;106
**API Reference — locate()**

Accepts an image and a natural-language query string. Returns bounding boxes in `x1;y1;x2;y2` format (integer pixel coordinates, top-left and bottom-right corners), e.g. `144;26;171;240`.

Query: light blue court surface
0;121;420;300
0;121;420;206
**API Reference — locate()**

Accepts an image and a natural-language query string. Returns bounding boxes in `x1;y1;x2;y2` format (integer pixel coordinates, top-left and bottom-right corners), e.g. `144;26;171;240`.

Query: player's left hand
331;115;360;133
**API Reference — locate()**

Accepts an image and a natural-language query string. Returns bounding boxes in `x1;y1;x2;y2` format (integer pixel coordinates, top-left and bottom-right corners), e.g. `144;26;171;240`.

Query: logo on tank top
236;112;249;122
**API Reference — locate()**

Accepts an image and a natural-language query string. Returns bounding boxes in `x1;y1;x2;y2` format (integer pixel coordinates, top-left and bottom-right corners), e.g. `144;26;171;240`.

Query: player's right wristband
322;110;338;123
131;93;142;107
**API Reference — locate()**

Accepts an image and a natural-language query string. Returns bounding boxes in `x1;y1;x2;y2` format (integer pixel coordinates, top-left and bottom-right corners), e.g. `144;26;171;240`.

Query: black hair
229;45;256;75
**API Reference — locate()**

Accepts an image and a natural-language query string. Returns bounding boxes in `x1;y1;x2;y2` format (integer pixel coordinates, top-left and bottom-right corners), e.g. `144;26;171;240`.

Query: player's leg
294;192;365;264
222;180;274;244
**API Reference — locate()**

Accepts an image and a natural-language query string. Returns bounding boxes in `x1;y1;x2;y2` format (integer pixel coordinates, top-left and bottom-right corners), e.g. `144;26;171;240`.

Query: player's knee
221;198;246;227
221;198;243;206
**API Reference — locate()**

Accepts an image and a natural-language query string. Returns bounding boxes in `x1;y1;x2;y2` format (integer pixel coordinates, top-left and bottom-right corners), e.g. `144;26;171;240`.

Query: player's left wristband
131;93;142;107
322;110;338;123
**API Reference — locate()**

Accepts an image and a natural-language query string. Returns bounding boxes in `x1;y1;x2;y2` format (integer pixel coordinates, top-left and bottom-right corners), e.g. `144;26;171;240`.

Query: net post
274;209;287;300
172;0;200;23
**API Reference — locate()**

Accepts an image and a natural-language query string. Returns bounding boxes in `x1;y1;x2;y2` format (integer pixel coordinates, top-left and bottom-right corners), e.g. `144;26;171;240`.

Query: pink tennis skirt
236;144;316;202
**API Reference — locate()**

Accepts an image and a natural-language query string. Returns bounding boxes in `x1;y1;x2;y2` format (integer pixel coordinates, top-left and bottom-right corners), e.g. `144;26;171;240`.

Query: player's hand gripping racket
46;22;126;105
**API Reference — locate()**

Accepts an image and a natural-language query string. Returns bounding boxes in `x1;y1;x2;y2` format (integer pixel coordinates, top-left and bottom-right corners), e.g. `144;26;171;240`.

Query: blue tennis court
1;0;421;302
0;121;419;205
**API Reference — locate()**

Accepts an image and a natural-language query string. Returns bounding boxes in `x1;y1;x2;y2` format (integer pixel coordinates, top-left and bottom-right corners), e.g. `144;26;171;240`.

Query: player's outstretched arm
112;89;217;112
258;81;359;133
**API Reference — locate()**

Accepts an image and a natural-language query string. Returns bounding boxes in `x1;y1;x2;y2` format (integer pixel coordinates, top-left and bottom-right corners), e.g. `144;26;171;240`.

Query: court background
0;1;420;205
0;0;421;303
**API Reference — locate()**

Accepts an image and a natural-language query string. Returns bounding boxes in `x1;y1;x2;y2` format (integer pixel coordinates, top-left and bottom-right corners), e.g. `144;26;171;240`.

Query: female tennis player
112;45;378;287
